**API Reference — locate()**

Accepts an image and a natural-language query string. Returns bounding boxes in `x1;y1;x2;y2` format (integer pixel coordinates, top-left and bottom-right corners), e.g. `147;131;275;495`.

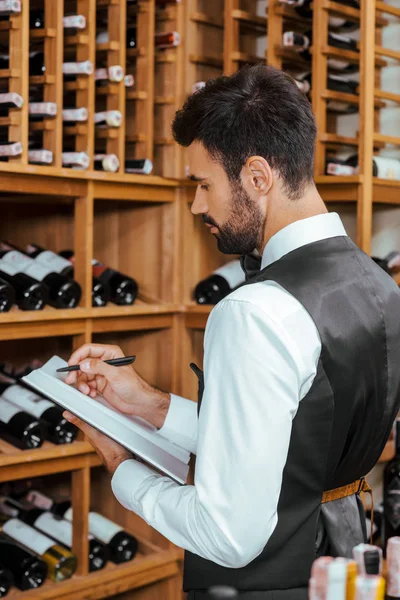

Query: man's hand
65;343;170;429
63;411;132;476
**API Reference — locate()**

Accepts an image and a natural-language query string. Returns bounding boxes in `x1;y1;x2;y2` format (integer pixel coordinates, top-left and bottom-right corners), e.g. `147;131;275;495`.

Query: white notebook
22;356;190;485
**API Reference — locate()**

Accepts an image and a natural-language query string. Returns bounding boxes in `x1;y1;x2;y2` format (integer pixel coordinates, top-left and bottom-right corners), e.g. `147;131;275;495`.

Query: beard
202;180;265;255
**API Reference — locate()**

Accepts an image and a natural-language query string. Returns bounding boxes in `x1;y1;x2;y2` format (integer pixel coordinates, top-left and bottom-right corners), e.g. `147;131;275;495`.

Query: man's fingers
79;358;119;382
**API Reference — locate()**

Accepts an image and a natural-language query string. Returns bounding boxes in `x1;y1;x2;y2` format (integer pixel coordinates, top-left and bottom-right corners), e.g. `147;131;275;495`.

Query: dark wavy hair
172;64;317;201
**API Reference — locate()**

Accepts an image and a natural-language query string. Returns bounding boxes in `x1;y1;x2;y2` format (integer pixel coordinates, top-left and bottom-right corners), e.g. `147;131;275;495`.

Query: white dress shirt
112;212;348;568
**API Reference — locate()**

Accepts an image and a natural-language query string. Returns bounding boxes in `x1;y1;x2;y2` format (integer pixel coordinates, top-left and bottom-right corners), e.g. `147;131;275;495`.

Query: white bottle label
328;58;350;71
28;102;57;116
3;518;54;555
62;152;90;169
64;508;122;544
2;384;54;418
35;513;73;547
213;260;245;289
63;15;86;29
62;108;88;122
0;259;17;276
28;150;53;164
63;61;93;75
0;398;22;423
94;154;120;172
94;111;122;127
0;142;22;157
373;157;400;180
0;0;20;14
32;250;72;274
94;66;124;83
26;490;54;511
1;251;52;281
0;92;23;108
326;163;356;176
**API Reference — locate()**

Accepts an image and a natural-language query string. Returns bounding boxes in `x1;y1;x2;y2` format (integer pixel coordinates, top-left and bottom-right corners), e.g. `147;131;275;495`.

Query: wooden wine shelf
8;538;181;600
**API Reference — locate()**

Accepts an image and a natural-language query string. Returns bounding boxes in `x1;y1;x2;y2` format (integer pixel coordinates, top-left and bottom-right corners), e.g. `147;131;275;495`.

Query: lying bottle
94;153;120;173
0;0;20;16
0;535;47;590
194;260;245;305
0;392;44;449
283;30;358;72
62;152;90;169
326;154;400;180
0;563;12;597
58;250;110;308
94;110;122;128
0;253;46;311
125;158;153;175
294;71;359;96
0;514;76;582
0;92;23;115
0;276;14;312
278;0;360;30
155;31;181;49
0;373;77;444
28;149;53;165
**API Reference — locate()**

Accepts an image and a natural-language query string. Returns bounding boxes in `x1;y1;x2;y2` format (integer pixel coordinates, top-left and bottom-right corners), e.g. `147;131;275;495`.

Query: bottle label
26;490;54;511
330;32;353;45
94;66;124;83
3;518;54;555
94;154;120;173
88;512;123;544
373;157;400;181
326;162;355;176
1;250;52;281
35;513;93;546
0;0;21;14
213;260;245;289
0;398;22;423
28;150;53;164
0;259;17;276
0;142;22;157
62;108;88;122
327;58;350;70
94;111;122;127
63;15;86;29
28;102;57;116
0;92;23;108
62;61;93;75
124;74;134;87
62;152;90;169
2;384;54;418
28;250;72;275
328;16;346;27
91;259;107;278
386;475;400;529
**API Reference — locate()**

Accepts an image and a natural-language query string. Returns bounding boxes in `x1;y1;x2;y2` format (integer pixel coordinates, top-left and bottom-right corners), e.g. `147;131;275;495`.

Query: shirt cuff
157;393;198;455
111;459;160;517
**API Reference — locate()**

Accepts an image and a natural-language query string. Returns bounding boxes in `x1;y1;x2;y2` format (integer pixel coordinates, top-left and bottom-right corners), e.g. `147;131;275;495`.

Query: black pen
56;355;136;373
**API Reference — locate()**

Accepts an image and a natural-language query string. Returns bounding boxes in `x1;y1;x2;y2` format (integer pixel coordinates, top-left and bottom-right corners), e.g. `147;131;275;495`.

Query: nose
191;188;208;215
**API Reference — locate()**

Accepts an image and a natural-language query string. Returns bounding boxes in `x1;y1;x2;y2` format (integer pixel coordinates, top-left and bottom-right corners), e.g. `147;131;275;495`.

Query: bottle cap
364;550;380;575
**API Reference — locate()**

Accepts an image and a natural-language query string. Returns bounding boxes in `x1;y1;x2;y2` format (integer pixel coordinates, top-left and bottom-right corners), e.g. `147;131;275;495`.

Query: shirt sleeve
111;297;308;568
156;393;198;455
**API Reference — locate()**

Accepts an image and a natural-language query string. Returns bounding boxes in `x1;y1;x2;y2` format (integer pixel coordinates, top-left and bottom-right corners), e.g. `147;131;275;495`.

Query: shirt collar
261;212;348;270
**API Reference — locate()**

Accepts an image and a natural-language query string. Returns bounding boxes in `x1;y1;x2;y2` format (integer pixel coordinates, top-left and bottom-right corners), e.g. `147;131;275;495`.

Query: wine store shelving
0;1;399;598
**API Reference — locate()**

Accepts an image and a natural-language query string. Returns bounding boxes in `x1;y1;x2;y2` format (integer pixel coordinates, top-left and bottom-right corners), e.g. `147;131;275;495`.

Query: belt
322;477;373;543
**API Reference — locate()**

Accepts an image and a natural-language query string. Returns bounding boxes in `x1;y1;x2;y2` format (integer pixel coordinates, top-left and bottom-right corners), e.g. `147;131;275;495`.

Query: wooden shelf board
231;51;265;64
321;45;386;67
189;53;223;68
9;545;181;599
378;439;395;463
96;83;120;96
232;9;267;31
127;47;147;59
30;120;56;132
0;440;94;483
322;0;387;27
190;11;223;28
29;74;56;85
30;27;57;39
156;53;177;64
372;178;400;204
126;90;149;101
64;80;88;92
184;304;212;329
375;44;400;62
376;1;400;18
96;128;120;140
322;89;385;109
154;95;176;105
315;175;361;202
273;4;310;25
64;34;89;46
374;133;400;146
375;88;400;104
96;41;121;52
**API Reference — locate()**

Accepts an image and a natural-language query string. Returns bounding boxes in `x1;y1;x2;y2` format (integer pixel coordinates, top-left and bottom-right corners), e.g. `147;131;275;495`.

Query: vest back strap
321;477;371;504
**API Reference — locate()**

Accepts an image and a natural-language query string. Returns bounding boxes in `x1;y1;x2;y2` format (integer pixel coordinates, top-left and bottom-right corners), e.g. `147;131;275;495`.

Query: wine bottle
155;31;180;49
126;28;136;49
94;66;124;83
0;253;46;310
0;141;22;158
384;421;400;545
62;61;93;77
0;376;77;445
0;564;12;597
327;155;400;179
0;536;47;590
58;250;109;308
63;507;138;564
278;0;360;29
125;158;153;174
124;74;134;87
0;243;82;309
0;0;20;16
62;108;88;122
386;537;400;600
0;92;23;115
94;110;122;127
94;153;120;173
283;30;358;72
0;517;76;582
0;395;44;449
62;152;90;169
91;259;138;305
194;260;245;305
28;102;57;119
28;149;53;165
29;52;46;76
63;15;86;29
11;500;108;573
25;244;74;278
0;277;14;312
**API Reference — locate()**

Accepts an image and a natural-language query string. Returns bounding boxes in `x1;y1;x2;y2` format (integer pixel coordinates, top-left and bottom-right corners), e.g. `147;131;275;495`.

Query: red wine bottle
92;259;138;305
0;243;82;309
384;420;400;546
155;31;180;49
0;252;46;311
0;276;14;312
0;374;77;445
194;260;245;305
0;536;47;590
14;498;109;573
58;250;110;307
63;507;138;564
0;564;12;597
0;394;44;449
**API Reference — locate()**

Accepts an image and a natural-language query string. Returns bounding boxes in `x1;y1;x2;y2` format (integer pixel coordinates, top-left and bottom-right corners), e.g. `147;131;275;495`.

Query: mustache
202;214;219;227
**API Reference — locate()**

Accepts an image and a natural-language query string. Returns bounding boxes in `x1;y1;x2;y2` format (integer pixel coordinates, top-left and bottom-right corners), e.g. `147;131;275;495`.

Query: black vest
183;235;400;594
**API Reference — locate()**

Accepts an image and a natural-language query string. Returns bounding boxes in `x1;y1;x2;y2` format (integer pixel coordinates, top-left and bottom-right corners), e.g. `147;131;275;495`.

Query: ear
242;156;273;197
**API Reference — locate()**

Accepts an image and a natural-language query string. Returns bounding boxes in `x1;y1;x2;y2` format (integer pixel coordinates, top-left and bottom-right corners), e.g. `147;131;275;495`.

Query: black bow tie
240;254;262;281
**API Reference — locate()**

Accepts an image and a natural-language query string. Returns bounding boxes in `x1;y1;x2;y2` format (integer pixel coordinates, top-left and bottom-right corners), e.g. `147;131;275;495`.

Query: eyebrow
188;174;207;183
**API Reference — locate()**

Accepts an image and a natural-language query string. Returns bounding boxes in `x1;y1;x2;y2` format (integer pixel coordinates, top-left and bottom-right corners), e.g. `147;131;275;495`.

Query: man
64;64;400;599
